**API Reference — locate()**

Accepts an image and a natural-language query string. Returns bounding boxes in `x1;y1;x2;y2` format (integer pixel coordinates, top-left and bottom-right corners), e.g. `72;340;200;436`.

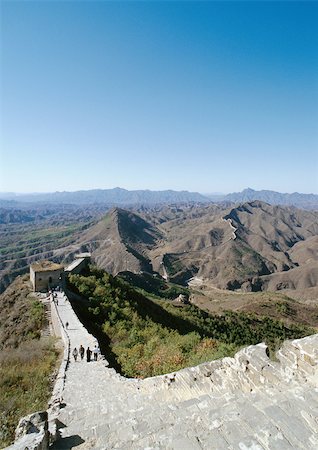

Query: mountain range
224;188;318;210
0;188;208;206
54;201;318;292
1;187;318;209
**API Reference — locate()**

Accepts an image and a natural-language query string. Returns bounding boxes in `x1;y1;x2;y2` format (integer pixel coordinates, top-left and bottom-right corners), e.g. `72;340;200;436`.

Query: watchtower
30;261;64;292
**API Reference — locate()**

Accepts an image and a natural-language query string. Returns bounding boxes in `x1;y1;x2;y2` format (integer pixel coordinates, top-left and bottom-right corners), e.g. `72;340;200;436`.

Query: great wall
6;285;318;449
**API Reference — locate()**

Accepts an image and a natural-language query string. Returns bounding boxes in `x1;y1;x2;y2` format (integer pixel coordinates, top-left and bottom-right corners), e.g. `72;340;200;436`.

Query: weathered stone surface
6;411;49;450
15;411;48;440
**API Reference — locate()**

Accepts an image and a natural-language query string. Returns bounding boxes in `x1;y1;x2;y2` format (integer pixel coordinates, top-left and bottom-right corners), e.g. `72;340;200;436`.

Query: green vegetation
68;267;313;378
274;301;294;316
159;303;311;353
119;271;189;300
163;254;184;277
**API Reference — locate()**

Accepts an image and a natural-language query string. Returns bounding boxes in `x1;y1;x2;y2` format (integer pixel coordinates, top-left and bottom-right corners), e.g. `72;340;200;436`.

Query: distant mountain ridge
1;187;317;209
225;188;318;210
0;188;209;205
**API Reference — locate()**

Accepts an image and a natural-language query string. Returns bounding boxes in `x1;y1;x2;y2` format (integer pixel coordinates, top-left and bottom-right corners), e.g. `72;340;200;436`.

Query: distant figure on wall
53;292;58;305
93;344;100;361
65;322;69;330
72;347;78;362
86;347;92;362
79;345;85;360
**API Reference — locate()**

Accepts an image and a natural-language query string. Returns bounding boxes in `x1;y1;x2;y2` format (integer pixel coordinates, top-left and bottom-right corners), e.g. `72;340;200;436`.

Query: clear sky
1;1;317;194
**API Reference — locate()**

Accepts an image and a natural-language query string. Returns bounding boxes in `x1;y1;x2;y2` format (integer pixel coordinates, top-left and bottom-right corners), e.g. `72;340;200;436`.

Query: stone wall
47;293;70;442
64;257;88;275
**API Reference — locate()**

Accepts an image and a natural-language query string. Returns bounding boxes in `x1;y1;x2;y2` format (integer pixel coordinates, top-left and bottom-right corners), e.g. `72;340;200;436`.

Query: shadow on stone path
51;434;85;449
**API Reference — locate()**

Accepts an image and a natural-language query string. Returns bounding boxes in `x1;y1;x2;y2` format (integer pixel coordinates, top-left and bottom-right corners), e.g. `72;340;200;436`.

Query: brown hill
6;202;316;294
113;201;318;290
223;201;318;269
0;275;43;349
255;261;318;291
137;202;317;290
288;235;318;265
59;208;163;275
73;201;318;292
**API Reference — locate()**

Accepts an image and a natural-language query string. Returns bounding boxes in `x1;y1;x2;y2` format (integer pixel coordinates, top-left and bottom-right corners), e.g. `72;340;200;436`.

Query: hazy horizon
1;2;318;194
0;186;317;197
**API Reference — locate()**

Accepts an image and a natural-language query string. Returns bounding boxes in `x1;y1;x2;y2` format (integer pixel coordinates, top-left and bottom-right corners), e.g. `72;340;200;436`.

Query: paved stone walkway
51;291;318;450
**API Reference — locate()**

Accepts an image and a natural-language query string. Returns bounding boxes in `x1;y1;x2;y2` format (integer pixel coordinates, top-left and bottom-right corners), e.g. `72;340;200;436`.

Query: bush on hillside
68;267;314;378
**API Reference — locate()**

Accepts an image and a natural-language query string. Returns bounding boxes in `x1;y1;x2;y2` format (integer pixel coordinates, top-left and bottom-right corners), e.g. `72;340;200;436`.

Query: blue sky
1;1;317;194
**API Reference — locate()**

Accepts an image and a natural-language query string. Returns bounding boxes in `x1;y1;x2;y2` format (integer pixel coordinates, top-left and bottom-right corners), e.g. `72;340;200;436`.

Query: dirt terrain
189;280;318;329
65;201;318;293
1;201;318;296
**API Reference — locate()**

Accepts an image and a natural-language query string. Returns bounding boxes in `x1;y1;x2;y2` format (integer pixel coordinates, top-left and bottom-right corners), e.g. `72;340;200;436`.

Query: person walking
86;347;92;362
79;344;85;360
93;344;100;361
72;347;78;362
65;321;69;330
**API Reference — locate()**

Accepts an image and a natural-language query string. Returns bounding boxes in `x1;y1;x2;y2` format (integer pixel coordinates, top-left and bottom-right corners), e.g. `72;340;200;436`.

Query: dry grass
0;275;45;349
0;276;60;447
0;338;59;447
190;285;318;329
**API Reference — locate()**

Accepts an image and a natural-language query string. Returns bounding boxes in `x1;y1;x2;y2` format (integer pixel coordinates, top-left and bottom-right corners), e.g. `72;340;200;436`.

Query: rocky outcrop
6;412;49;450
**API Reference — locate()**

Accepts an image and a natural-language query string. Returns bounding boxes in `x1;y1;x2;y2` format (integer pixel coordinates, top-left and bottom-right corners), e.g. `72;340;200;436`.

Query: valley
59;201;318;293
2;199;318;353
0;205;107;293
2;200;318;298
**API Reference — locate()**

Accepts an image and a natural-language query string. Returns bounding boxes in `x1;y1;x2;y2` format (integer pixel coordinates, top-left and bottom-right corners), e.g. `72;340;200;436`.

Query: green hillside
67;267;313;378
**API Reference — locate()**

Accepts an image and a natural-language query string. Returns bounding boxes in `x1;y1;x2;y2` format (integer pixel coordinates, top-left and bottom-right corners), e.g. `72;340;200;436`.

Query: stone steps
57;382;318;446
55;377;318;449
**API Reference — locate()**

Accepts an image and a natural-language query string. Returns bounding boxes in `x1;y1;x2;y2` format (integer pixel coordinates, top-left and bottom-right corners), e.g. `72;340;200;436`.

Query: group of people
50;288;101;364
72;344;100;362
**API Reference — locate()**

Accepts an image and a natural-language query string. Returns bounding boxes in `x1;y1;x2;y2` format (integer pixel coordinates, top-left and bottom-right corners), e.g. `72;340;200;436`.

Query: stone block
264;404;312;447
169;435;202;450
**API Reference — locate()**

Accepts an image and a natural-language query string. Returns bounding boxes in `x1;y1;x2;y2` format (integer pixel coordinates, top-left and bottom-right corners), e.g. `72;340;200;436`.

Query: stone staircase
52;332;318;449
